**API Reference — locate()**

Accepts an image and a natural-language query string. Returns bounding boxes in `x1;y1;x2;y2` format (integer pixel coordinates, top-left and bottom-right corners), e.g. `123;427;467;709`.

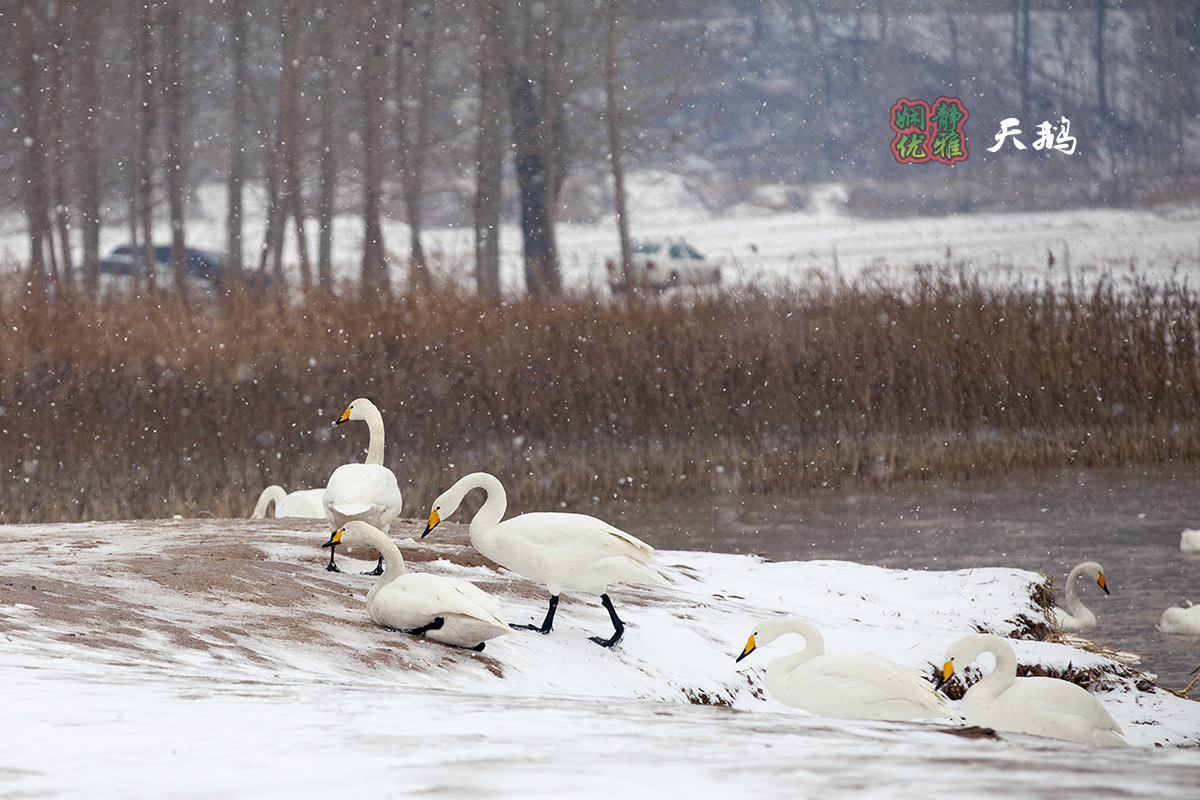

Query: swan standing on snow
735;617;955;721
323;521;511;650
421;472;669;647
251;485;326;519
1050;561;1110;632
322;398;403;574
1159;601;1200;635
937;633;1126;747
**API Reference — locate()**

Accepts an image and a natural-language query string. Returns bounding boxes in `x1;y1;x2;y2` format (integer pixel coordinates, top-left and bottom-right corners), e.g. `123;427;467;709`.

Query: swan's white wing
785;653;953;721
498;513;658;561
375;573;509;629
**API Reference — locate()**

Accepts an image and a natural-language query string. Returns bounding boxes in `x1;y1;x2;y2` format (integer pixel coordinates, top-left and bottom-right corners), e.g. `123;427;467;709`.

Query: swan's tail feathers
252;485;288;519
594;556;670;589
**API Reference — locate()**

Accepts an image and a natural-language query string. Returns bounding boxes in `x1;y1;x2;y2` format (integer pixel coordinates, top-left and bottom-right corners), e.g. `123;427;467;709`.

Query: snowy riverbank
3;518;1198;798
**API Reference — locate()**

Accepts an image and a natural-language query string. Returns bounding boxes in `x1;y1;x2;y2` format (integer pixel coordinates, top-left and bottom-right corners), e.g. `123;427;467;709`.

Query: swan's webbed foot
360;556;384;576
391;617;446;637
513;595;558;634
589;593;625;648
471;642;486;652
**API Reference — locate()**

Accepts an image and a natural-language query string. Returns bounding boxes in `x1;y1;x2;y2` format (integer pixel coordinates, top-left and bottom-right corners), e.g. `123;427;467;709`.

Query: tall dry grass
2;268;1200;524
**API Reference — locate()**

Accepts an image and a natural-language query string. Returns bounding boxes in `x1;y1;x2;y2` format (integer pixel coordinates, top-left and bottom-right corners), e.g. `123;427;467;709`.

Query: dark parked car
99;245;228;289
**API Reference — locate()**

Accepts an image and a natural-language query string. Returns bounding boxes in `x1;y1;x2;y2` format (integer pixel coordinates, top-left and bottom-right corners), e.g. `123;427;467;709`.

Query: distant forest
2;0;1197;295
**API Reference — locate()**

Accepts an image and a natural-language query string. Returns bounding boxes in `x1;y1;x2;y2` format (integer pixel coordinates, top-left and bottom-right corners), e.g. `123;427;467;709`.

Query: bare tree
136;2;158;290
396;0;435;289
315;2;338;287
226;0;248;280
474;0;504;296
77;2;104;290
359;0;389;290
605;0;634;292
162;0;188;293
507;1;567;297
14;0;51;287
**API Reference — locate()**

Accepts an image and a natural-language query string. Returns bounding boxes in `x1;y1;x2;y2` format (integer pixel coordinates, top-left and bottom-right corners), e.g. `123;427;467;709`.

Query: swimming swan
735;617;956;721
251;485;326;519
323;521;511;650
1050;561;1109;632
1159;601;1200;635
1181;529;1200;557
322;398;403;574
421;472;668;647
937;633;1126;747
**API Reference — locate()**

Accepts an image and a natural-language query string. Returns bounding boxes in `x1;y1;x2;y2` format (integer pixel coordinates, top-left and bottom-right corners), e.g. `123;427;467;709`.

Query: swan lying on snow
1159;601;1200;635
422;472;669;647
323;398;403;574
1051;561;1109;632
735;617;956;721
251;486;326;519
937;633;1126;747
324;521;511;651
1181;529;1200;557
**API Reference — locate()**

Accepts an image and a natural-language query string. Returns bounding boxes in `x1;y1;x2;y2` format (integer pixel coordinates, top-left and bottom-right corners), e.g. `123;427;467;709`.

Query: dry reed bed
2;271;1200;523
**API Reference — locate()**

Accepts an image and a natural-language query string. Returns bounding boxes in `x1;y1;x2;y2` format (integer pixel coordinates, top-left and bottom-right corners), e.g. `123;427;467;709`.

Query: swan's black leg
513;595;558;634
360;555;384;576
589;593;625;648
389;617;446;637
471;642;486;652
325;543;342;572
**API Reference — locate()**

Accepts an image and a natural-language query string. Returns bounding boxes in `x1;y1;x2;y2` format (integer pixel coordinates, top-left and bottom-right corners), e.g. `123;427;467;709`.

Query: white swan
1159;601;1200;635
735;617;956;721
1050;561;1109;632
937;633;1126;747
251;485;326;519
421;472;669;647
324;521;511;650
1181;529;1200;557
322;398;403;574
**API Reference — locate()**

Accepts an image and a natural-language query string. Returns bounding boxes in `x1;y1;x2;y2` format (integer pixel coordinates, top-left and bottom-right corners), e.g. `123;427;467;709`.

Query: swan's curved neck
361;526;406;601
363;408;385;466
1063;564;1091;618
964;639;1017;702
454;473;507;536
761;620;823;695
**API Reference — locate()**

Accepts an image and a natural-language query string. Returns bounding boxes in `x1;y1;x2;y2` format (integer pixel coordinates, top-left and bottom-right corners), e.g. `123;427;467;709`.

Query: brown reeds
3;267;1200;523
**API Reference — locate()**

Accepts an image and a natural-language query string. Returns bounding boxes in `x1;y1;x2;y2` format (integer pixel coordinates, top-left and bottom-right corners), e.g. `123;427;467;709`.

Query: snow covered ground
3;518;1198;798
3;174;1198;294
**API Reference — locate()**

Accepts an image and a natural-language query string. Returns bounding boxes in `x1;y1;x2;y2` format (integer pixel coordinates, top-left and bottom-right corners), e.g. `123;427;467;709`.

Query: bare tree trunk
78;2;104;291
137;2;157;291
507;2;565;298
605;0;634;293
227;0;248;280
15;0;51;287
162;0;188;294
359;0;388;290
316;2;337;287
474;0;503;296
48;0;72;283
1018;0;1031;120
397;0;433;290
1095;0;1108;121
535;0;562;296
280;0;311;286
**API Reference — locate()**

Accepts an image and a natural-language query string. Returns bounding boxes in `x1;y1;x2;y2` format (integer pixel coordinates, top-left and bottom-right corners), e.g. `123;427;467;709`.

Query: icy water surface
605;469;1200;690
